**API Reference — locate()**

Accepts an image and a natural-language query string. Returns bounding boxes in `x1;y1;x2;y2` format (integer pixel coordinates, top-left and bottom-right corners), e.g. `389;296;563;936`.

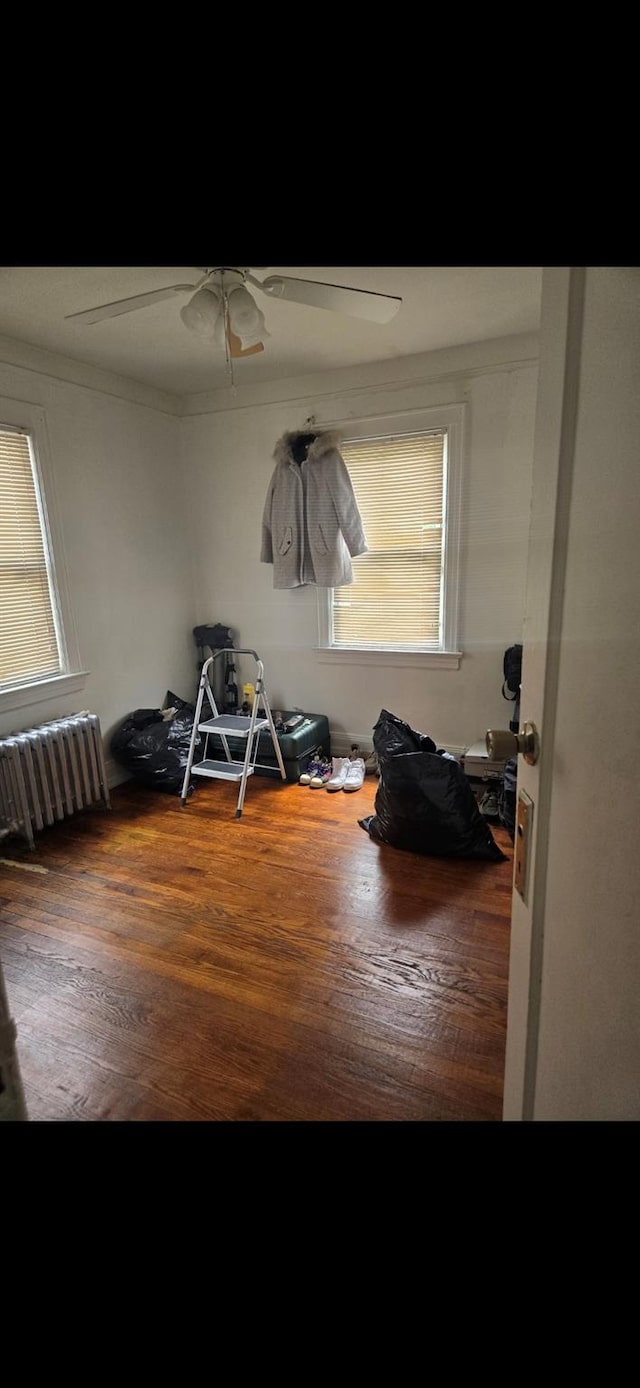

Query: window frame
0;395;87;715
316;403;465;668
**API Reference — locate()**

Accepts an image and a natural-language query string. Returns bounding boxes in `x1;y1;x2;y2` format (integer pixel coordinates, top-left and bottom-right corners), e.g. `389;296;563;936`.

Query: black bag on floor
500;757;517;841
110;692;201;795
359;709;506;861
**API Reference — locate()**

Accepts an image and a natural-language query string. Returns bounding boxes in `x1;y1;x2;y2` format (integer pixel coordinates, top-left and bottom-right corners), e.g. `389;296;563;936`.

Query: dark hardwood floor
0;774;513;1121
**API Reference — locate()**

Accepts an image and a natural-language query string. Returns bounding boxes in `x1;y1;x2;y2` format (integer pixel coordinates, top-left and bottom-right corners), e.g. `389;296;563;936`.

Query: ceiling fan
64;267;402;360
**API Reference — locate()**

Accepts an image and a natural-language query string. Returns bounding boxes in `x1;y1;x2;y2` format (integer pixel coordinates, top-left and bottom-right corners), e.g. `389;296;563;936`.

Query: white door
502;267;640;1121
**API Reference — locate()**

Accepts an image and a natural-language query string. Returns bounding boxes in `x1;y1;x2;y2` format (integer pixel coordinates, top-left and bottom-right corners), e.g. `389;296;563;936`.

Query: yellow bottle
242;683;255;710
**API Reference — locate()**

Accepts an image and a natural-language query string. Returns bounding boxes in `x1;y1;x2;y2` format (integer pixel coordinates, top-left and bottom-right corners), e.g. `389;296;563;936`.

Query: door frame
502;267;586;1120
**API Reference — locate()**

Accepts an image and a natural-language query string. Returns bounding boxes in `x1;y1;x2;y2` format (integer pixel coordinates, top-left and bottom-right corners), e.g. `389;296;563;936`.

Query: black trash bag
110;691;201;795
359;709;506;861
500;757;517;841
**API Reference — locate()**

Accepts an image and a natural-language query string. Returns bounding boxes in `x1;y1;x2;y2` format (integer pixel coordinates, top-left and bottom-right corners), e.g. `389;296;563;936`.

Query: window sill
0;671;90;717
314;648;462;670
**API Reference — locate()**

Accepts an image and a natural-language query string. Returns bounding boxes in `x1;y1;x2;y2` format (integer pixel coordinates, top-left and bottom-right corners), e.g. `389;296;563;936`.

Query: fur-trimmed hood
273;429;343;467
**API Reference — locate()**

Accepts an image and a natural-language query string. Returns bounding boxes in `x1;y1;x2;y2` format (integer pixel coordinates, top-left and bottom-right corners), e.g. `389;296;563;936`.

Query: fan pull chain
220;270;235;387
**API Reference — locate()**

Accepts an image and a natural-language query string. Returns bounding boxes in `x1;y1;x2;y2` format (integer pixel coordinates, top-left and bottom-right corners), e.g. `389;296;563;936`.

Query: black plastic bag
110;692;201;795
500;757;517;841
359;709;506;861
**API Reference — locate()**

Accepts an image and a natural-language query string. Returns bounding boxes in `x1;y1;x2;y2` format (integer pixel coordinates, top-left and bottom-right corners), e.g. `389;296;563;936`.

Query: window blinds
332;431;446;649
0;426;62;689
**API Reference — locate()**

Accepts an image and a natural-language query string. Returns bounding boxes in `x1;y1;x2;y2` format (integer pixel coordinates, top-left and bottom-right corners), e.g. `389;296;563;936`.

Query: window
0;398;85;713
317;405;463;665
0;424;63;689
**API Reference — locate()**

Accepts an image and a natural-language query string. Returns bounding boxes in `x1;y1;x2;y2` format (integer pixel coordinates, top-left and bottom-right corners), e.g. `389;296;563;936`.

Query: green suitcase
206;711;331;782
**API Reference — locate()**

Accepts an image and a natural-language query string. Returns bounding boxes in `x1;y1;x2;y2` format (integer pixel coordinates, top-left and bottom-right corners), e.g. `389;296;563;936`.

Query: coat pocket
278;526;293;556
315;524;330;555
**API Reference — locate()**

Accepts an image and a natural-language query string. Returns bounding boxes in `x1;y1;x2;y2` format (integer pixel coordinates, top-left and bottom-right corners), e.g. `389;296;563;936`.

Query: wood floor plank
0;776;513;1121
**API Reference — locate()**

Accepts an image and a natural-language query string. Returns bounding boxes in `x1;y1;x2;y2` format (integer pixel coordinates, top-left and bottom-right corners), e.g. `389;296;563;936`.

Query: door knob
486;721;540;765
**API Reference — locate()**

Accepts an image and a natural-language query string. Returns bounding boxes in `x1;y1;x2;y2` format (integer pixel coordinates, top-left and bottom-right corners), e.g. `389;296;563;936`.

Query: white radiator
0;711;110;850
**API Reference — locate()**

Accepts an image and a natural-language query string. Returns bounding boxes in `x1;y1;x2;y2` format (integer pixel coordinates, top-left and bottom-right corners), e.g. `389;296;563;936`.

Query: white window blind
332;430;447;649
0;425;63;690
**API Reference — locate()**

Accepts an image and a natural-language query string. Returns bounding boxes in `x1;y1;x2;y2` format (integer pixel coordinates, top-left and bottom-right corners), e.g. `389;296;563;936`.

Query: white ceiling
0;266;542;397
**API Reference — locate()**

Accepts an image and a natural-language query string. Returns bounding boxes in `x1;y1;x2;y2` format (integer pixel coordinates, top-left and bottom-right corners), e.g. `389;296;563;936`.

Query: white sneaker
325;756;350;791
343;757;365;792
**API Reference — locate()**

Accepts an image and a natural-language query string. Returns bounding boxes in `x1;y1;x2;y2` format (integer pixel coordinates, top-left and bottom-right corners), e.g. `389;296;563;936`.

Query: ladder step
198;716;269;736
191;760;255;782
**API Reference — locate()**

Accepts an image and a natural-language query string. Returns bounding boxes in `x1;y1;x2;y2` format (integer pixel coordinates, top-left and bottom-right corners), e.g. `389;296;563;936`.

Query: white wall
0;359;194;780
532;268;640;1119
0;331;539;789
181;338;538;752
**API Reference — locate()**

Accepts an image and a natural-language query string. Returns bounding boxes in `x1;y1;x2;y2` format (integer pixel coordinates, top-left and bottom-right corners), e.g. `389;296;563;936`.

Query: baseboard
330;731;374;757
329;730;465;762
105;756;130;789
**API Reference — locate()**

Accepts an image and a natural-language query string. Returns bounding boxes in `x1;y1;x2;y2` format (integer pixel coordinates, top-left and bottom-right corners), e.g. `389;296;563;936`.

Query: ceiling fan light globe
236;333;266;349
227;286;269;348
180;287;221;339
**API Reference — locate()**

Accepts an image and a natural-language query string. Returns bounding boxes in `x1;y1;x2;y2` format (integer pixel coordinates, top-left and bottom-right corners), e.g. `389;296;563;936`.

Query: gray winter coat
261;430;368;589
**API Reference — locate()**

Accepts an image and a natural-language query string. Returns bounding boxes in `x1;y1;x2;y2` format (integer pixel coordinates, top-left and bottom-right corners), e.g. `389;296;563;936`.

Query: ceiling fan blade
64;284;198;325
249;274;401;324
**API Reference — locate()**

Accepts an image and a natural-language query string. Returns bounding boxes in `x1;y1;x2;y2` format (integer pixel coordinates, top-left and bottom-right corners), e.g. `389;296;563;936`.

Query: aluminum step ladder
180;648;286;818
